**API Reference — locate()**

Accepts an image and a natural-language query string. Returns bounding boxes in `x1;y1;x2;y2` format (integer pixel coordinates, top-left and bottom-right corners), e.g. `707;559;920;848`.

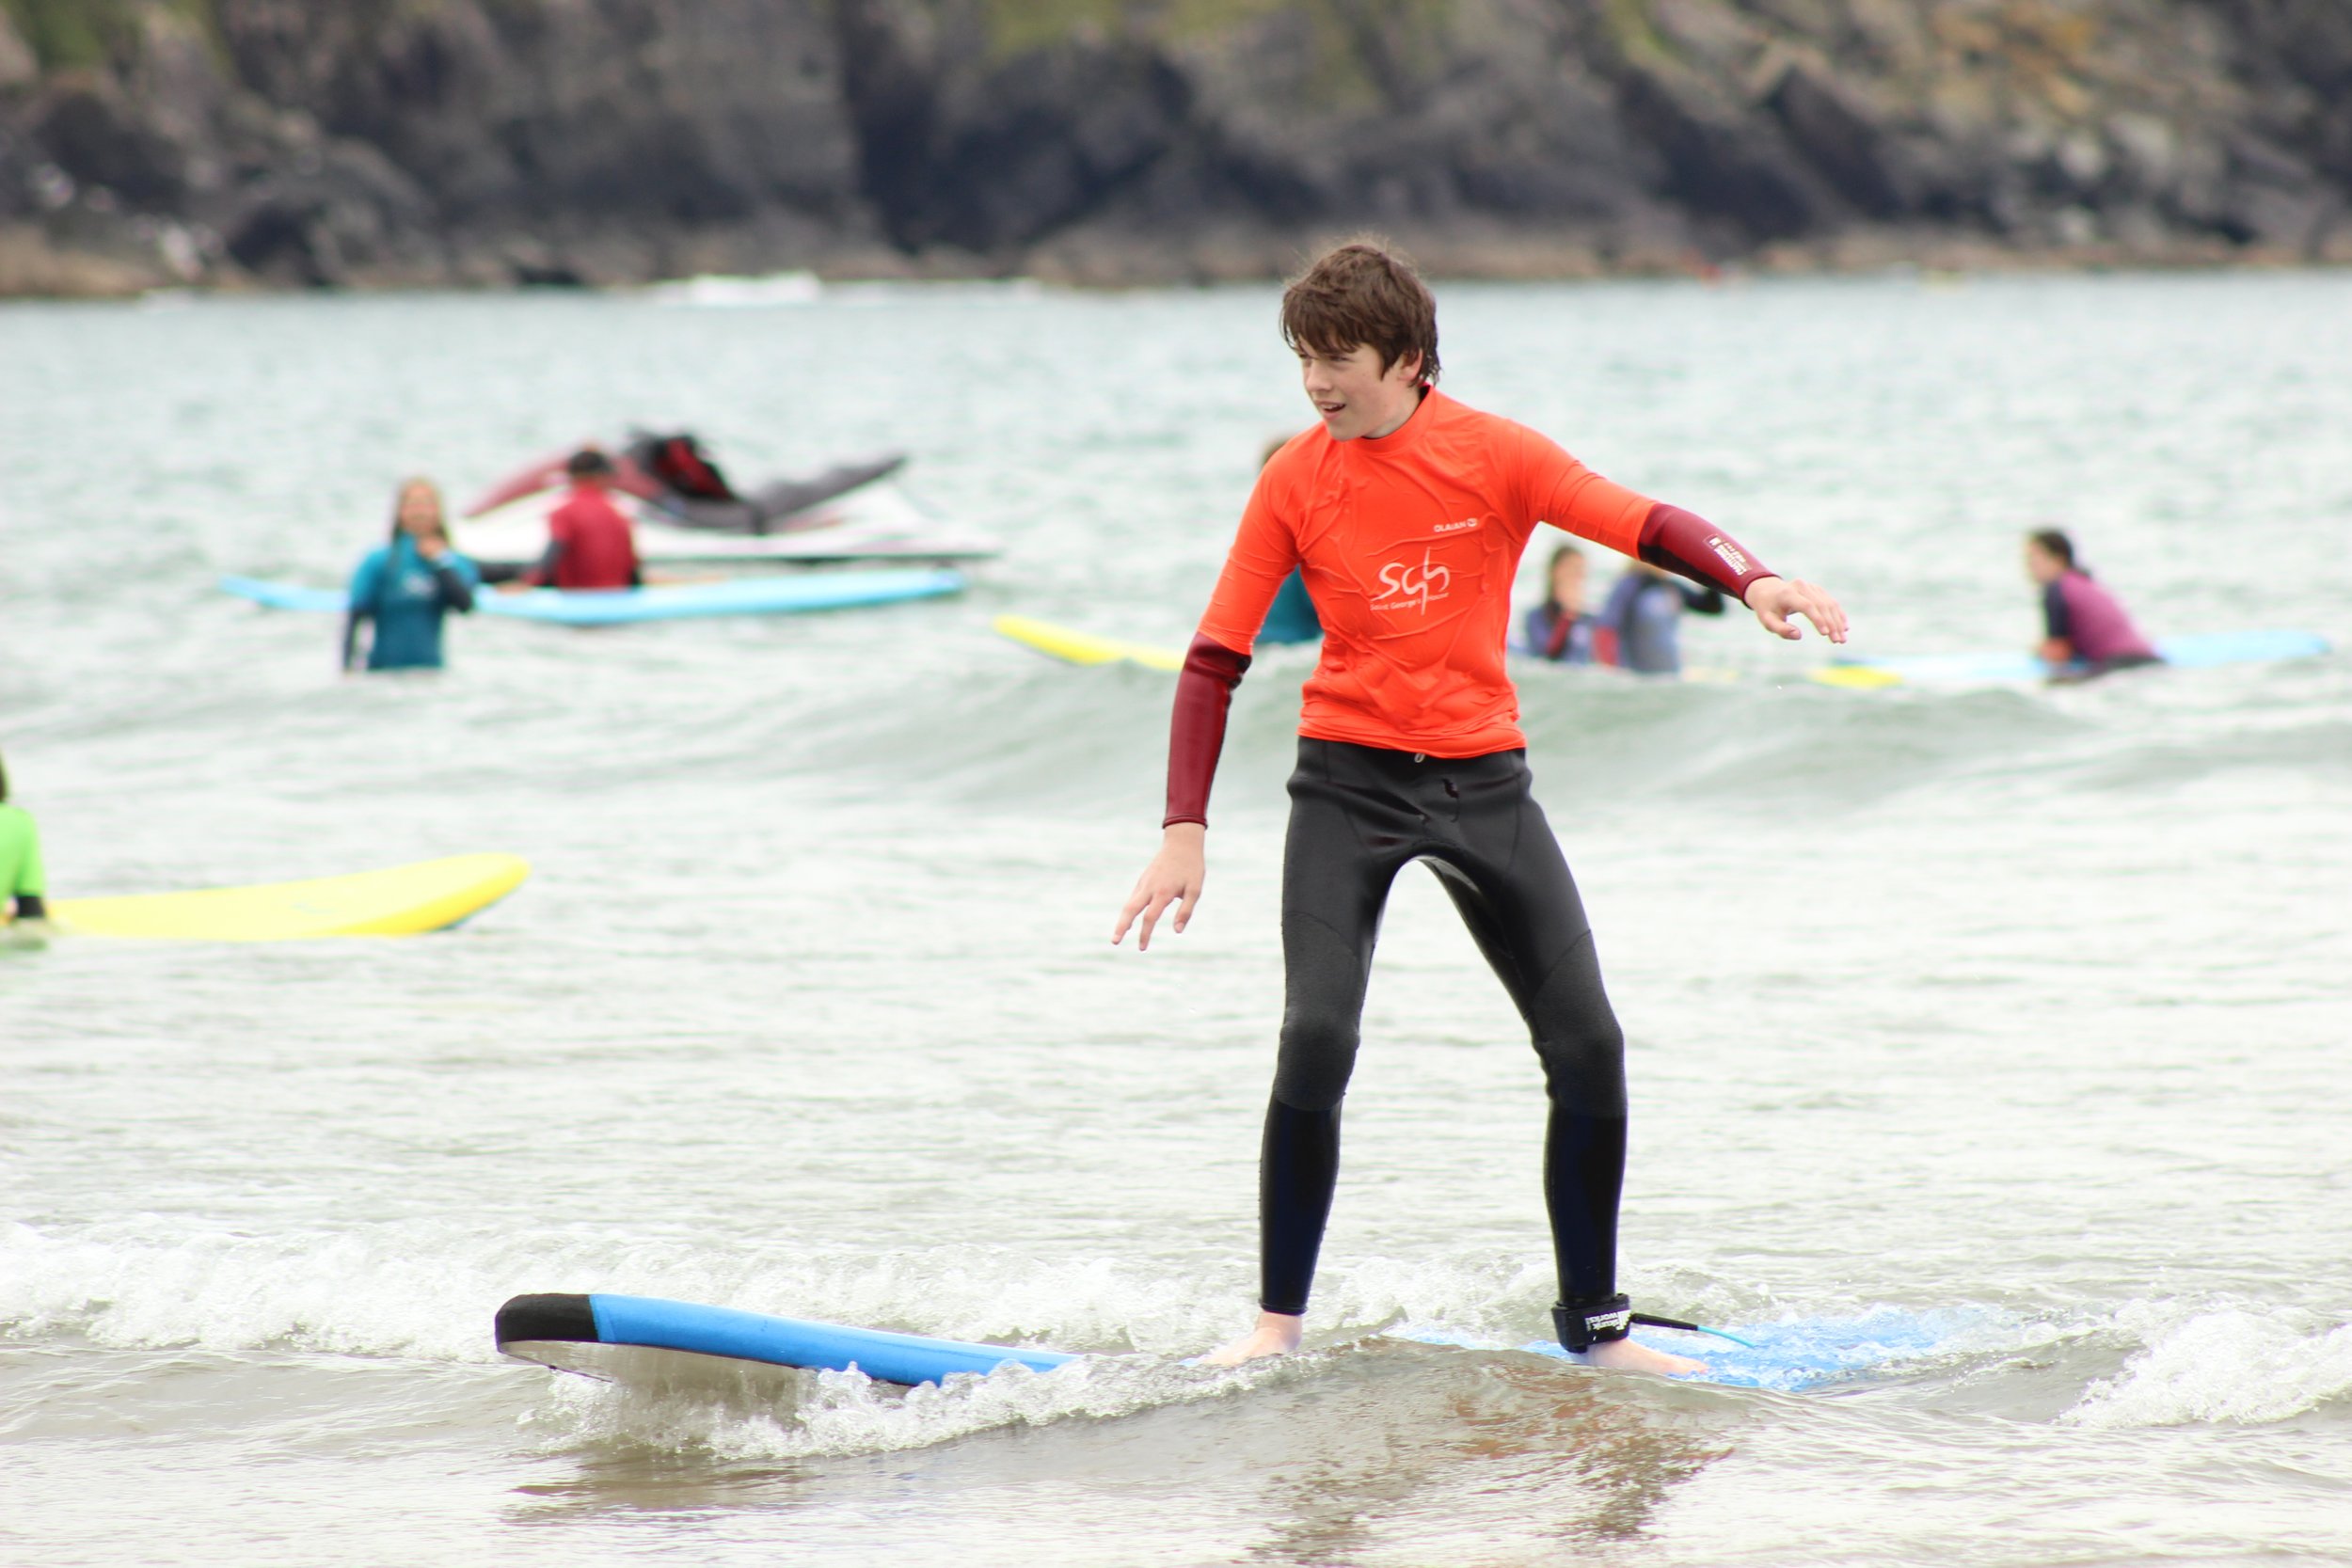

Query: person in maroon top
521;449;643;591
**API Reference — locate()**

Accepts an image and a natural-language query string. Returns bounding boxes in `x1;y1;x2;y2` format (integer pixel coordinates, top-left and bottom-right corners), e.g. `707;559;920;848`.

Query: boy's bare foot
1200;1310;1304;1367
1577;1337;1707;1376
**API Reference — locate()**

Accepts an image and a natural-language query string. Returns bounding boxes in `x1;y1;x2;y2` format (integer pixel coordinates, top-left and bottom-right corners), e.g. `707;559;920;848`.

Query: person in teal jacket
0;750;48;927
1254;436;1324;645
1258;569;1322;644
344;478;480;673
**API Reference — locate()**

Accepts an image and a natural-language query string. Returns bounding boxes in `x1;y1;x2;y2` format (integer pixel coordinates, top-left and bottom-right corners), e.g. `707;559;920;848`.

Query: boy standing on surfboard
1112;242;1847;1374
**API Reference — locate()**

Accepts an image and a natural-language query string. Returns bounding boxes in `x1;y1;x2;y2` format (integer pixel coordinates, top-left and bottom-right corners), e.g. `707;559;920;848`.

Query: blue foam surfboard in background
221;577;350;613
483;569;965;624
221;568;965;626
1814;627;2329;689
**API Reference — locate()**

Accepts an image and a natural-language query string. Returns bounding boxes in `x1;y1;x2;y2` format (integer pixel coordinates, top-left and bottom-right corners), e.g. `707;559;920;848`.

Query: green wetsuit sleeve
2;808;43;898
18;814;43;897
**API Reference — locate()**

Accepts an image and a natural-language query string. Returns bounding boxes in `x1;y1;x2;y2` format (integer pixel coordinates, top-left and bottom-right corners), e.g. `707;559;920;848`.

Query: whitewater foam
526;1351;1281;1462
0;1221;1241;1367
2062;1304;2352;1429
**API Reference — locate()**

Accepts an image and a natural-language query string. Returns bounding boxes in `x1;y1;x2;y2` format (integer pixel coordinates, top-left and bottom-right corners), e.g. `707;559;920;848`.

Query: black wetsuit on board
1262;738;1626;1316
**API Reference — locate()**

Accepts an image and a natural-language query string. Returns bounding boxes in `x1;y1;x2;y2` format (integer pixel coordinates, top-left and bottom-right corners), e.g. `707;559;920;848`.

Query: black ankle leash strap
1554;1295;1634;1350
1553;1296;1750;1352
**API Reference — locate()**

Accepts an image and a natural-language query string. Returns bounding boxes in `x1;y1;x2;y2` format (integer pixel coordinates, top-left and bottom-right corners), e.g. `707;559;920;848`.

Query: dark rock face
220;0;862;224
1766;65;1909;220
3;0;2350;294
838;6;1194;253
1620;61;1833;242
30;74;190;209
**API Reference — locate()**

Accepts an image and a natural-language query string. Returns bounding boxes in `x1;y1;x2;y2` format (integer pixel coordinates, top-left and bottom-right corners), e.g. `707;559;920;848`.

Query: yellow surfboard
993;614;1184;673
1806;665;1904;690
52;853;530;941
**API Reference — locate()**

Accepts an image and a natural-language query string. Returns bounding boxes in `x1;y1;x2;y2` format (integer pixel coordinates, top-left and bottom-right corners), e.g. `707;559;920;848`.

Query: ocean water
2;272;2348;1567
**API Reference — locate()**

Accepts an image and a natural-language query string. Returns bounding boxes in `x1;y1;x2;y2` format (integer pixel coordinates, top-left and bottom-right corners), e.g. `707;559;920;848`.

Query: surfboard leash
1557;1296;1759;1351
1629;1311;1757;1350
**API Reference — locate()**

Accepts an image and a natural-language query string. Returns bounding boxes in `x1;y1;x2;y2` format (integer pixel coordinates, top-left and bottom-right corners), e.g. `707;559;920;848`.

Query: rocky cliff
3;0;2349;294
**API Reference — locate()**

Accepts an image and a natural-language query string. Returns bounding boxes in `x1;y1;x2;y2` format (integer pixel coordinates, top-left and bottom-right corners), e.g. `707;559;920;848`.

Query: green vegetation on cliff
2;0;217;71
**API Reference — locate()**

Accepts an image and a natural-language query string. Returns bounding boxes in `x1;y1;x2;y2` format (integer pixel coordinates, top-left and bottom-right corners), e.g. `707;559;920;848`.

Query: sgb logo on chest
1375;547;1453;613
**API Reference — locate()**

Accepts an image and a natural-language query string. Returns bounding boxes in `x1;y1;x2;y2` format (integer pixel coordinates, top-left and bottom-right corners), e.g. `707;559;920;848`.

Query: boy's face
1295;341;1422;441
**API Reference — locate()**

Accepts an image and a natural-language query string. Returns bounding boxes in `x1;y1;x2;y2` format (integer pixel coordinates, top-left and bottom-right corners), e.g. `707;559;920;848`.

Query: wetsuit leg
1260;739;1418;1315
1418;751;1629;1307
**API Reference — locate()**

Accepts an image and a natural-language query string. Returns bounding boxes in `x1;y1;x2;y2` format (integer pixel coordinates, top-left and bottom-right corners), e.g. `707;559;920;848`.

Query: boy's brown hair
1279;239;1440;386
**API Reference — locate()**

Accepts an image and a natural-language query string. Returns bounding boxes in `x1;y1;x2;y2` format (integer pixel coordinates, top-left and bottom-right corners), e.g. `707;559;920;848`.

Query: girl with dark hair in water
2025;530;2157;674
1523;544;1597;663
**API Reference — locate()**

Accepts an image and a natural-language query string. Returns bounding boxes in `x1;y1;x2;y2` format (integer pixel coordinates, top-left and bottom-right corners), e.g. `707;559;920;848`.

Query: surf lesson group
314;420;2161;684
5;238;2235;1386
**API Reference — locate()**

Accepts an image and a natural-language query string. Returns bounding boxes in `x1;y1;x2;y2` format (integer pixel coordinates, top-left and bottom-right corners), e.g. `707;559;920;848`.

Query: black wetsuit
1261;738;1626;1315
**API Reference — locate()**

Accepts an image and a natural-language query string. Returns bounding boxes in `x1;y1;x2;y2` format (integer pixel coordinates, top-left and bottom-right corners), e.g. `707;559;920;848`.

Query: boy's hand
1115;823;1206;951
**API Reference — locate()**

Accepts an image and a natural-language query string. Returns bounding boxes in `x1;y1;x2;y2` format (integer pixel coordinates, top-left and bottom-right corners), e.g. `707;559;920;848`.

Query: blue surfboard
1400;1307;1968;1393
496;1293;1075;1389
496;1292;1962;1396
1814;627;2329;689
221;577;350;613
222;568;964;626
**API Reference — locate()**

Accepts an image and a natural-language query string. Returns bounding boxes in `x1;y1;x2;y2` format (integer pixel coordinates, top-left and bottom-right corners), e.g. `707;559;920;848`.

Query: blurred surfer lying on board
2024;529;2158;676
344;478;480;673
1596;559;1725;673
1113;240;1848;1375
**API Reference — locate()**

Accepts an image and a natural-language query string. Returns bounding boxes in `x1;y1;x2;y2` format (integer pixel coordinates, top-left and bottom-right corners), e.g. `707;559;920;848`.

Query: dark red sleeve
1162;634;1252;829
1637;503;1775;601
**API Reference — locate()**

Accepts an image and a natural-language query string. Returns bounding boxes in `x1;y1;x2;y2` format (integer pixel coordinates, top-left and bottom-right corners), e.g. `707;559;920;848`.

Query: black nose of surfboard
495;1292;597;1350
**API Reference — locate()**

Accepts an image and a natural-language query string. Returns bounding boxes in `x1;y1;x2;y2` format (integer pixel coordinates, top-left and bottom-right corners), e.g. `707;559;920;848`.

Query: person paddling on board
511;449;644;592
2025;529;2158;676
1111;241;1848;1376
343;478;480;673
1522;544;1598;663
0;750;50;931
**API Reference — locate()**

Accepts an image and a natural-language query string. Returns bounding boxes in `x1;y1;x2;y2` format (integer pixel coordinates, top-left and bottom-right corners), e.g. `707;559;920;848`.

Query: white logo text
1374;548;1453;613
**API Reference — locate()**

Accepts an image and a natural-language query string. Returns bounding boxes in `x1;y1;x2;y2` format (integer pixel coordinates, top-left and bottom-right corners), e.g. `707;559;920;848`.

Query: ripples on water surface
2;274;2348;1566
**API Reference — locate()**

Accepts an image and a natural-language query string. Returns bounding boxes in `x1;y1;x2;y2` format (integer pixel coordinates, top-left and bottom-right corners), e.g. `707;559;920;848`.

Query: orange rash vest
1196;388;1653;757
